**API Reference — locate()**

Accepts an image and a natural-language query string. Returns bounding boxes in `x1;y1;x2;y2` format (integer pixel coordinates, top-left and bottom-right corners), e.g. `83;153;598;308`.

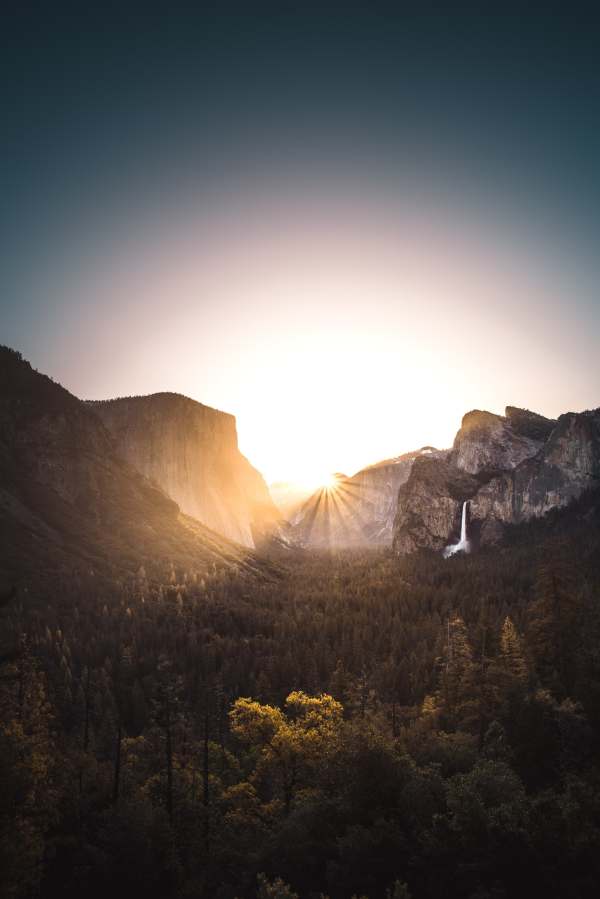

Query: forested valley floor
2;490;600;899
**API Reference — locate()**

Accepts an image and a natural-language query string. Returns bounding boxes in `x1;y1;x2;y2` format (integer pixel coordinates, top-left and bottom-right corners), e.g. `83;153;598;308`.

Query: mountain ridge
0;347;270;595
88;392;279;548
393;403;600;554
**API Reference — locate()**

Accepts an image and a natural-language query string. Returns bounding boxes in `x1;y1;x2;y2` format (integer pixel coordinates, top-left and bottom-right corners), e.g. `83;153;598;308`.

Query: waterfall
460;499;468;544
443;500;470;558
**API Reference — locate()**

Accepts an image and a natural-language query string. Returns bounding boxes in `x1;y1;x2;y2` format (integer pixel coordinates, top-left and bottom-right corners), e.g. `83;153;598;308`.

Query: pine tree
499;616;528;683
436;614;476;729
0;641;57;898
529;555;580;695
256;872;299;898
151;656;184;823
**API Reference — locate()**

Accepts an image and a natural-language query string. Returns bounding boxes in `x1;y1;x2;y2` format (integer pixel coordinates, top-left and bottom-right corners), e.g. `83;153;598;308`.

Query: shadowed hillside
0;348;272;596
1;475;599;898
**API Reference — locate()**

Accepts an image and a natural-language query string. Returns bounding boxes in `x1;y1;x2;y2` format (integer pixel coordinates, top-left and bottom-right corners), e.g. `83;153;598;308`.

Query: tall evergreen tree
529;556;580;695
499;616;528;684
435;614;476;729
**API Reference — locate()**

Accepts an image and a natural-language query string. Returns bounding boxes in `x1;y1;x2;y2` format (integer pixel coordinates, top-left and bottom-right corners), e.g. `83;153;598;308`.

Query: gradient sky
2;5;600;486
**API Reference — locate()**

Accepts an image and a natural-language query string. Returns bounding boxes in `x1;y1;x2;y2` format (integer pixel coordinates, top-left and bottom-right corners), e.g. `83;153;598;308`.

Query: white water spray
443;501;470;558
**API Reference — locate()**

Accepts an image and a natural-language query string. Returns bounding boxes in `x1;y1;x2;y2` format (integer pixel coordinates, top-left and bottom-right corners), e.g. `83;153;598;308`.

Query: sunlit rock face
393;405;600;555
288;449;435;548
0;348;260;593
89;394;278;547
451;407;553;475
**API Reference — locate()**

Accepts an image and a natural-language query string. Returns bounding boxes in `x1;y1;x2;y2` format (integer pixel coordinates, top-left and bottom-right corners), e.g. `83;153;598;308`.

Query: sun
319;472;339;491
295;471;340;493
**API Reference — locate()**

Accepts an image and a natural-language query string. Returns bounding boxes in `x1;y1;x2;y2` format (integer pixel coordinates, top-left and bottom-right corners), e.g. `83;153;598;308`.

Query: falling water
459;499;468;545
443;500;470;558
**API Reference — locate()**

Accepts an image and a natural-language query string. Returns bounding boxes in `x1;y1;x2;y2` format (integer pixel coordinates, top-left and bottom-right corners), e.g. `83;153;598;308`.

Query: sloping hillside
0;347;269;595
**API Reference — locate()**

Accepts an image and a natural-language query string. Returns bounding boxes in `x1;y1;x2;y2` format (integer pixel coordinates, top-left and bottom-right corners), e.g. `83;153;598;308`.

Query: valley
1;486;599;898
4;6;599;898
1;346;600;899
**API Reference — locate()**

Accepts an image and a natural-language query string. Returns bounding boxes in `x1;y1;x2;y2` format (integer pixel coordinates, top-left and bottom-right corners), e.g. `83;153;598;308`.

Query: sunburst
319;472;340;491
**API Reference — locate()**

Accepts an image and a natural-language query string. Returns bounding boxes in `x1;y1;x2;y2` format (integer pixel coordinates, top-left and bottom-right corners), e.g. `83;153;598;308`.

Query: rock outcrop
89;394;279;547
452;407;554;475
393;405;600;555
0;347;264;592
392;451;477;555
288;448;437;547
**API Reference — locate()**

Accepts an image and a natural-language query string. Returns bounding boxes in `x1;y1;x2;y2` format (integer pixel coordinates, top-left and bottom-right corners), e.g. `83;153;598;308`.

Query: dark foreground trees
1;493;600;897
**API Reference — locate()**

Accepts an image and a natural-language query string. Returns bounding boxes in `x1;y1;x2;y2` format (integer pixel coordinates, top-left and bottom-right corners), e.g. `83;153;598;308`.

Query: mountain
89;394;279;548
287;448;437;547
0;347;267;594
393;405;600;554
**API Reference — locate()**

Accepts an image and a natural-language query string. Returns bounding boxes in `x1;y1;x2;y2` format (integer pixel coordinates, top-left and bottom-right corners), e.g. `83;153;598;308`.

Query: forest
1;488;600;899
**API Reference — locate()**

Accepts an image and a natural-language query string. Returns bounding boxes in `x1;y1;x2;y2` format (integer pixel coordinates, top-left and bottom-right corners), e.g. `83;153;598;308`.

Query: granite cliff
393;405;600;555
0;347;265;593
89;394;279;547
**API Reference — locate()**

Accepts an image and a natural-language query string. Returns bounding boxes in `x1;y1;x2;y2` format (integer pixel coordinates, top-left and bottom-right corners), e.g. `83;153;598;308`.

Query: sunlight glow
294;471;340;494
43;185;600;487
319;473;340;491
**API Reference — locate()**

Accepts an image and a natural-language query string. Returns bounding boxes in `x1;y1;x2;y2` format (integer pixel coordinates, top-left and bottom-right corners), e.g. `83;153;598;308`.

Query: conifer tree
529;556;580;695
256;872;299;898
151;656;184;823
499;616;528;683
435;614;476;729
0;641;56;898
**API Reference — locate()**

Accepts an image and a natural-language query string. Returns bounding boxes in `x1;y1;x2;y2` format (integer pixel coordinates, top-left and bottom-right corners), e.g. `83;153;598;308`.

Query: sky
2;5;600;487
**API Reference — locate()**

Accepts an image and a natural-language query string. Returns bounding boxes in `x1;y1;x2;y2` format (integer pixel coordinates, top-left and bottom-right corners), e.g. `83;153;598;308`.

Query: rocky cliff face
393;405;600;555
89;394;278;547
288;448;436;547
452;407;554;475
0;347;263;593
